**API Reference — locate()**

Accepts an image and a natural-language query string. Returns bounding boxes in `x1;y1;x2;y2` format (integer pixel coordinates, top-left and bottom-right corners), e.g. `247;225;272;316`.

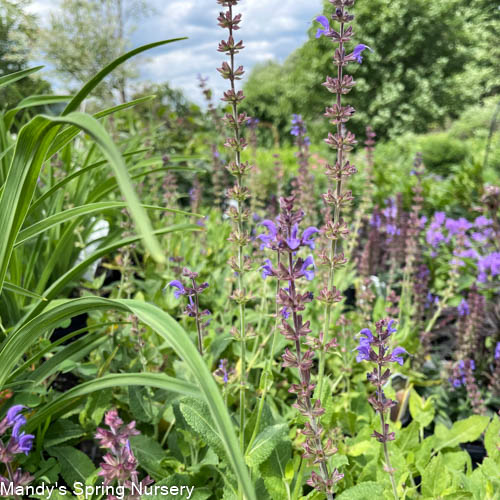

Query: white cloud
28;0;322;104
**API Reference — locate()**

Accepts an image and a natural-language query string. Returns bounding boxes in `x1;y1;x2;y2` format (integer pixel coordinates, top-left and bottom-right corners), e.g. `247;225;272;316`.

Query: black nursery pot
461;441;487;468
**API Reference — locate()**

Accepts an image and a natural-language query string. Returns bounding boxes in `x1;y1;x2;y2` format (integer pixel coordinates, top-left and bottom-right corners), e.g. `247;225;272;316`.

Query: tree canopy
242;0;500;141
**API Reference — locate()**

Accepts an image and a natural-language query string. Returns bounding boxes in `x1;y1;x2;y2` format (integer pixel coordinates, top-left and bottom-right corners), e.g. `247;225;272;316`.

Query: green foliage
0;0;51;110
243;0;500;140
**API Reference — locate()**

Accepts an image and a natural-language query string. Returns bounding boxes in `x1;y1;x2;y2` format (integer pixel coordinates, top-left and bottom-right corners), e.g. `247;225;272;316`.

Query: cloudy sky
27;0;323;104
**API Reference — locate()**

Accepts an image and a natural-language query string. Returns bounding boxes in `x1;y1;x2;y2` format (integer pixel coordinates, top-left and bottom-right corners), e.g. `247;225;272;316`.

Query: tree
243;0;500;141
36;0;154;104
0;0;51;109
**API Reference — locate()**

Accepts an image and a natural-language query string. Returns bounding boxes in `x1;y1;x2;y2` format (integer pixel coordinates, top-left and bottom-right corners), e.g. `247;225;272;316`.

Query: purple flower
387;319;397;335
446;217;473;236
287;224;301;250
315;15;330;38
15;434;34;455
433;212;446;226
280;306;290;319
6;406;25;426
426;228;445;248
167;280;186;299
261;259;274;279
352;44;373;63
257;219;278;249
390;347;407;366
355;342;371;362
300;256;316;281
457;299;469;316
302;226;319;249
355;328;374;362
495;342;500;360
474;216;492;228
370;213;381;228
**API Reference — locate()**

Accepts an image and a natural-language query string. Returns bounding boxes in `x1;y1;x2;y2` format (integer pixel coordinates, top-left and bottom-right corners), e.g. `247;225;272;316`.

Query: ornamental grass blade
0;111;165;295
1;297;255;500
4;95;72;130
62;39;186;114
16;202;193;247
0;66;43;89
21;224;200;323
25;373;201;431
46;96;155;159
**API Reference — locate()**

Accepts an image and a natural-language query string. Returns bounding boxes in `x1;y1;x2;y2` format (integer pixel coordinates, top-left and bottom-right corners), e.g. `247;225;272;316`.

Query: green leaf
421;453;450;497
63;39;186;114
435;415;490;452
44;420;86;448
16;201;182;246
484;415;500;460
409;388;435;429
47;446;95;486
24;374;199;431
4;95;71;129
129;434;167;479
0;112;164;296
128;386;153;423
246;424;287;468
3;281;46;300
336;481;384;499
8;297;254;500
46;97;154;159
180;397;227;460
396;420;420;451
0;66;43;89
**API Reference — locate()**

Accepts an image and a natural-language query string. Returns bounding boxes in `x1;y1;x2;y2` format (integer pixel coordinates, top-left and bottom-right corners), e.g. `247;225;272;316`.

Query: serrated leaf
336;481;384;499
180;397;226;460
128;385;153;423
435;415;490;452
47;446;95;487
129;434;167;479
246;424;287;468
422;453;450;497
44;419;85;447
484;415;499;460
409;388;435;429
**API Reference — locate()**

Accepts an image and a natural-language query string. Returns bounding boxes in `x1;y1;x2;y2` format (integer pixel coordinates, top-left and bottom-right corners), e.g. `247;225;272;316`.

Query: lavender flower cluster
425;212;499;283
0;405;34;491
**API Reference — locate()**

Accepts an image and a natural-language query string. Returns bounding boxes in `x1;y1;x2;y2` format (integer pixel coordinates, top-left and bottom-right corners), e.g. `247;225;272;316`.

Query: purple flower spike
167;280;186;299
315;15;330;38
457;299;469;317
495;342;500;360
390;347;407;366
352;44;373;64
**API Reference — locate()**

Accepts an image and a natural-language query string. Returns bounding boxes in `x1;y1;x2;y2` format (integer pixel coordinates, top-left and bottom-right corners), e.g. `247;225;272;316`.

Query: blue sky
28;0;322;104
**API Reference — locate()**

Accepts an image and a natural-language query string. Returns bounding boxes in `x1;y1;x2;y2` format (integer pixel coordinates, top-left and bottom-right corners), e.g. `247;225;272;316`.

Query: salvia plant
0;1;498;500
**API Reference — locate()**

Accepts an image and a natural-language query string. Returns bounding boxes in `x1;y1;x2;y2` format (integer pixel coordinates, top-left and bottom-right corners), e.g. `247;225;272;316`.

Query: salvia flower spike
258;195;342;498
315;0;368;404
216;0;252;453
356;318;405;499
167;268;211;355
